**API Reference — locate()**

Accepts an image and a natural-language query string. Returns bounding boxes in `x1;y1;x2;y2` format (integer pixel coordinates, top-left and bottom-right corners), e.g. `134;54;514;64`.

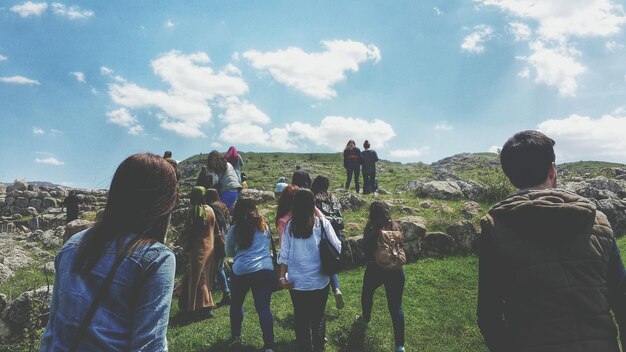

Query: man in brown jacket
477;130;626;352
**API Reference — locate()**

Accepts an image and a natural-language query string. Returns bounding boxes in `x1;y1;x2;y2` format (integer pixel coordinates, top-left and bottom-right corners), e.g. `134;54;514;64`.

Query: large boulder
64;219;94;243
596;198;626;237
3;286;51;328
4;197;15;207
0;263;14;284
10;180;28;192
42;197;58;209
13;197;28;208
343;235;365;268
415;181;464;200
239;189;275;204
339;193;366;211
446;220;479;254
0;184;6;194
38;230;62;248
0;246;32;271
421;232;455;258
23;191;38;199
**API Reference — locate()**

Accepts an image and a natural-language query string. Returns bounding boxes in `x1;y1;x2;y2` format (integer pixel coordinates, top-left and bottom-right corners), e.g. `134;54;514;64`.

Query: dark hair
290;189;315;238
207;150;227;175
345;140;356;150
500;130;555;189
310;175;330;195
363;140;370;149
205;188;221;204
163;150;172;158
276;184;299;226
366;200;392;232
232;198;265;250
295;165;301;170
74;153;178;273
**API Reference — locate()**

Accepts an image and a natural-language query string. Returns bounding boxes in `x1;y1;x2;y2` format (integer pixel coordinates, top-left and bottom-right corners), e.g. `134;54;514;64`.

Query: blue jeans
216;259;230;294
362;171;376;194
361;263;405;347
345;165;360;193
330;274;340;291
290;285;330;352
230;269;275;348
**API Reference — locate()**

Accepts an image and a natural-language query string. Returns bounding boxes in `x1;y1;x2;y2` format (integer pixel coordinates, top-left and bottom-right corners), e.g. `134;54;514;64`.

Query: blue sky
1;0;625;188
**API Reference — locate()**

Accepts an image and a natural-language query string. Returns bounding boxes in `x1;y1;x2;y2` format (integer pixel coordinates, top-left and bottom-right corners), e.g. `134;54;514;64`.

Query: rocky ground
1;153;624;344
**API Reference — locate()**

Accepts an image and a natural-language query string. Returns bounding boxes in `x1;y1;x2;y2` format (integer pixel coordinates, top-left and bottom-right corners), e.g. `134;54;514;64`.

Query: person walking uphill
207;150;242;210
41;153;178;352
62;190;80;223
359;200;406;352
225;146;244;184
278;189;341;352
177;186;217;322
361;140;379;194
477;130;626;352
226;199;276;352
343;140;362;193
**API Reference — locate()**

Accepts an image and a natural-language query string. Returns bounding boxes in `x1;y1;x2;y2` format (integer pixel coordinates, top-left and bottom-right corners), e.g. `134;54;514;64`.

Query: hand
279;277;294;289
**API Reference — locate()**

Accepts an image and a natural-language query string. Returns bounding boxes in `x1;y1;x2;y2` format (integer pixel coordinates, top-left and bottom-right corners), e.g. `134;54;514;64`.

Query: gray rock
14;197;28;208
0;184;5;194
0;317;10;339
0;247;32;271
27;184;39;192
4;286;52;327
461;201;482;219
239;189;276;204
0;263;14;284
419;200;434;209
339;193;366;211
11;180;28;192
596;198;626;237
28;199;42;209
42;197;58;209
64;219;94;243
23;191;38;199
0;293;8;312
39;230;62;248
42;261;55;275
0;198;4;208
415;181;464;200
446;220;479;254
4;197;14;207
422;232;455;258
39;191;51;198
26;207;38;216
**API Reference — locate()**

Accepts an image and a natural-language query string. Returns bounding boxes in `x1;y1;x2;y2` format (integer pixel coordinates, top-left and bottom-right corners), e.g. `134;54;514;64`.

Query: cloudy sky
1;0;625;188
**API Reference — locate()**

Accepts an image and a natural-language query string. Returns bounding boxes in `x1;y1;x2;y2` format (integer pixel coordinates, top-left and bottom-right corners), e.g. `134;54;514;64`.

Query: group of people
343;139;379;194
40;130;626;352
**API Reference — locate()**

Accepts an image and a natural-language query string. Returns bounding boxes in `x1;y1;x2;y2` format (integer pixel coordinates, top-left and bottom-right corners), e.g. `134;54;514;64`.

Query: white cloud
538;113;626;160
106;108;144;135
434;7;443;15
517;67;531;78
0;55;7;62
219;123;294;149
481;0;626;41
70;71;85;83
33;127;45;135
389;147;430;159
0;76;40;85
605;40;624;51
488;145;501;153
461;25;494;53
107;51;249;138
286;116;395;150
35;157;64;166
521;41;587;96
127;125;144;135
51;2;94;19
165;19;174;28
100;66;113;75
218;97;270;125
244;39;381;99
434;121;453;131
509;21;532;41
10;2;48;17
49;129;63;135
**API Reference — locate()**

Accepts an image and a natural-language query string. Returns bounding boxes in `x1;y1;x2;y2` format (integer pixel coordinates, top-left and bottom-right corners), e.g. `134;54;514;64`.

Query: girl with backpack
311;175;346;309
225;199;276;352
207;150;242;210
359;200;406;352
278;189;341;352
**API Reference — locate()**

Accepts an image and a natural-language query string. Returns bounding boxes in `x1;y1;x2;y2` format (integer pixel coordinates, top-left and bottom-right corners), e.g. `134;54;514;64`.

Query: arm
477;218;508;352
323;218;341;253
373;151;379;163
130;250;176;352
277;222;291;265
225;225;236;258
607;239;626;342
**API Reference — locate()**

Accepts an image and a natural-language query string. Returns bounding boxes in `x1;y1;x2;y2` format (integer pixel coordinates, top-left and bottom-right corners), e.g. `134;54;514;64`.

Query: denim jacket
40;229;176;352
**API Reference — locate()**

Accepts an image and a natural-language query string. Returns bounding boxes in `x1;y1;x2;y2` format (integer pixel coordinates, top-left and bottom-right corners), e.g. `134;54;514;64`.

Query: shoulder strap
69;242;131;352
320;218;327;240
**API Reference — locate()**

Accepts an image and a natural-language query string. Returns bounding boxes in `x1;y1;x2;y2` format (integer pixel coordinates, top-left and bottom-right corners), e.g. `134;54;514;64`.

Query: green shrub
477;168;516;203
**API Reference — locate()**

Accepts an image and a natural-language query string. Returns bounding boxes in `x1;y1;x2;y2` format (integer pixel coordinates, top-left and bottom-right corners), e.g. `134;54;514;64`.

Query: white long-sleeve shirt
278;216;341;291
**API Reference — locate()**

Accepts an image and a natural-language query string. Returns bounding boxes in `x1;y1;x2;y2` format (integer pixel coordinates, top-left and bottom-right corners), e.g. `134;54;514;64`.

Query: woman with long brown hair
207;150;242;210
343;139;362;193
226;198;276;352
41;153;178;351
177;186;217;321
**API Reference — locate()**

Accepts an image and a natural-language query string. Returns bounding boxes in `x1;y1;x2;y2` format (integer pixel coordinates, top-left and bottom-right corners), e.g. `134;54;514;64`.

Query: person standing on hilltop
291;165;311;189
62;190;80;223
163;151;182;181
477;130;626;352
207;150;242;210
343;140;362;193
225;146;244;184
361;140;379;195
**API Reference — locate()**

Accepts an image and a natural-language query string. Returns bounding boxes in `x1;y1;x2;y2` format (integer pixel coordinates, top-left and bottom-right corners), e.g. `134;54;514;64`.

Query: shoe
218;293;231;307
395;346;405;352
229;336;242;347
355;314;369;325
334;289;345;309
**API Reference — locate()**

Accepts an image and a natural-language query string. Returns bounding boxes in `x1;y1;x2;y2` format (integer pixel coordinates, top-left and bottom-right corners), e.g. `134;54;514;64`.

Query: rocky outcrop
339;193;366;211
0;286;51;341
412;180;486;201
63;219;94;243
239;189;275;204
